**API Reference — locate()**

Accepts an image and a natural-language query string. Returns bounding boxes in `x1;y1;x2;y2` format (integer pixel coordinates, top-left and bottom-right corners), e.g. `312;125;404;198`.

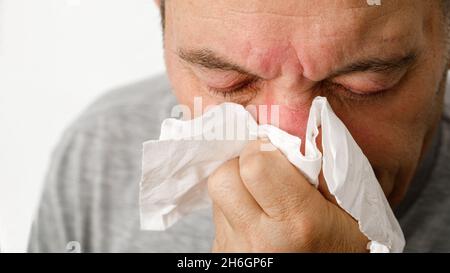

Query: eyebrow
329;51;419;78
178;48;418;78
178;48;257;76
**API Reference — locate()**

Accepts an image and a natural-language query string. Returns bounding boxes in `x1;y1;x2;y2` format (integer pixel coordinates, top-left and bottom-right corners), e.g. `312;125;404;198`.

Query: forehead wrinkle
220;0;414;23
177;0;419;45
170;0;427;82
221;0;375;17
222;7;410;43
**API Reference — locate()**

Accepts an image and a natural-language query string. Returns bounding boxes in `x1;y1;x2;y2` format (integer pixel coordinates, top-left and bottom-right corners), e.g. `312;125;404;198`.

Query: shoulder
45;73;177;221
45;73;177;203
69;74;177;140
82;74;175;118
50;74;177;174
28;74;178;252
49;73;178;198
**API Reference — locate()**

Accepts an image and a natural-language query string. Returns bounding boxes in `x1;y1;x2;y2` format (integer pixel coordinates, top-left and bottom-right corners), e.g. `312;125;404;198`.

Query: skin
156;0;449;252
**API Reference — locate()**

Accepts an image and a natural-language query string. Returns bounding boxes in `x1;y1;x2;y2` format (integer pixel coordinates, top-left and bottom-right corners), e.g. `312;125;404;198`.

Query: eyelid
192;66;257;89
206;78;261;103
323;81;390;102
209;77;258;92
208;74;258;90
331;70;405;94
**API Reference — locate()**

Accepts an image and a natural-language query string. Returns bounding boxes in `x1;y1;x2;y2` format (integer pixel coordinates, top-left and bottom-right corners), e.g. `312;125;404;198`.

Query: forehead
169;0;426;36
167;0;433;79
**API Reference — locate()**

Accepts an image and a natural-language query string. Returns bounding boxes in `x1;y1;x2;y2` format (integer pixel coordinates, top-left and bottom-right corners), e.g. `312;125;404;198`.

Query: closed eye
320;81;390;102
206;78;261;103
207;78;259;96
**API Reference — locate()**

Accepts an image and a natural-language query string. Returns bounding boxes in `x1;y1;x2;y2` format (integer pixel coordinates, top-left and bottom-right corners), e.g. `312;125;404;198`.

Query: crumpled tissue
139;96;405;253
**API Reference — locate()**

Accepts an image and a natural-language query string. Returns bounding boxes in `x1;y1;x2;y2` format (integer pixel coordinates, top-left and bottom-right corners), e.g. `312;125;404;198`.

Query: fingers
208;158;263;228
238;139;317;219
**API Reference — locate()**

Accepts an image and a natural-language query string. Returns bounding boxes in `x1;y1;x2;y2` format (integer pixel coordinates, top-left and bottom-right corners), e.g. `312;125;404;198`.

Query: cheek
342;115;408;169
332;95;431;200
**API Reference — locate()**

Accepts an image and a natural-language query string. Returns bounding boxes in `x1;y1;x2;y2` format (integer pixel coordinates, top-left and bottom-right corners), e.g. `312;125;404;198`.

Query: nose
250;74;316;146
246;42;318;142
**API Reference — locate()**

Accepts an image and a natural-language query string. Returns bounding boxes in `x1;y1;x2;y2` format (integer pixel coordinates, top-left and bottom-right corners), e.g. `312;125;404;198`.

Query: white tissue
139;96;405;253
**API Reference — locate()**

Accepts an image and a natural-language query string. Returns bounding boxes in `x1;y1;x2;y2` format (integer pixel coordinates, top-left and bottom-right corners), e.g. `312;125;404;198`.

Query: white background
0;0;165;252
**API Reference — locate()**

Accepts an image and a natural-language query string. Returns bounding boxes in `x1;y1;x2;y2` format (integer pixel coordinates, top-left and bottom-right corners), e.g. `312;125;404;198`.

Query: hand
207;139;369;252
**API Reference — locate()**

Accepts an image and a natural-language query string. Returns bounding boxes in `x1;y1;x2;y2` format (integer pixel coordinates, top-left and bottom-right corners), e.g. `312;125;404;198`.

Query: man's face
161;0;448;206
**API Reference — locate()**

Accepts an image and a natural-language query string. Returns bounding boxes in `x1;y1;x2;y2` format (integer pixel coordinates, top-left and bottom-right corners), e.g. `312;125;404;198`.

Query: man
29;0;450;252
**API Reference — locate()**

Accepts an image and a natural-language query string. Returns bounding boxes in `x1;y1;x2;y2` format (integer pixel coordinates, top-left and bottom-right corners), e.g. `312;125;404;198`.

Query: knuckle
242;139;263;154
239;149;270;183
267;205;292;222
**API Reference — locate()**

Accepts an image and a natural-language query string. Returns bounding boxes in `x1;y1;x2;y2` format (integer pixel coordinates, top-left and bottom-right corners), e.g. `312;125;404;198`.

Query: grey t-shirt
28;74;450;253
